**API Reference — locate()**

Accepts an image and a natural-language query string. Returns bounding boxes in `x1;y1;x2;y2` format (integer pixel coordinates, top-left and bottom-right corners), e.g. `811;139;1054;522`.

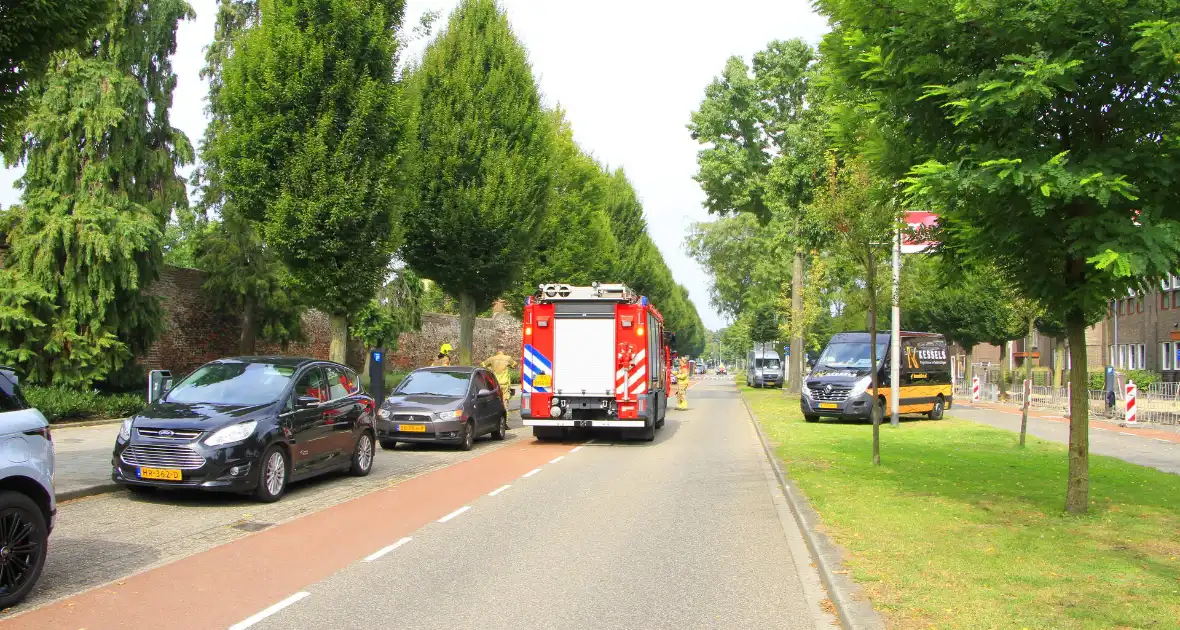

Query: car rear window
166;362;297;405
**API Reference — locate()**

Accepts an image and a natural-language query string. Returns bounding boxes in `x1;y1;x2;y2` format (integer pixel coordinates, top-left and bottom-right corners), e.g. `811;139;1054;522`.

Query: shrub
1088;371;1105;390
23;386;145;423
1123;369;1161;388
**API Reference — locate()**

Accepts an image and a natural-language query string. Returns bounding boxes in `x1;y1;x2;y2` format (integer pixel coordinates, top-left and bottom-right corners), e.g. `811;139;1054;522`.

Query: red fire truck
520;283;673;441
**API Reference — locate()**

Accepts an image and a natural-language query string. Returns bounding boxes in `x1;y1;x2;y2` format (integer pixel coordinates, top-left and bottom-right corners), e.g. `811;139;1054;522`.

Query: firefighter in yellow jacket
481;345;517;407
676;357;690;410
431;343;454;367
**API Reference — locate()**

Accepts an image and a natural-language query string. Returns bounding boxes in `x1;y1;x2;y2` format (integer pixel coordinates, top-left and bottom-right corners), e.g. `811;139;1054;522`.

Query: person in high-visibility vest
431;343;454;367
676;357;690;410
481;345;518;408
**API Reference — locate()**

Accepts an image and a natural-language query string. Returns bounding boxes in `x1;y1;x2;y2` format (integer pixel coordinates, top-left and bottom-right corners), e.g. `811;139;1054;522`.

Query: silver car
0;366;54;608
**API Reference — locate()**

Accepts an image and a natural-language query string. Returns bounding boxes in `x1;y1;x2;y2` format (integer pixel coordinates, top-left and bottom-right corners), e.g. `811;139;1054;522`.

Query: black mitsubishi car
112;357;376;502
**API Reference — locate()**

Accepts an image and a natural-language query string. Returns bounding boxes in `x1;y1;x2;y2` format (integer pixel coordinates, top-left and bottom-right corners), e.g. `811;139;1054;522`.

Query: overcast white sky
0;0;827;331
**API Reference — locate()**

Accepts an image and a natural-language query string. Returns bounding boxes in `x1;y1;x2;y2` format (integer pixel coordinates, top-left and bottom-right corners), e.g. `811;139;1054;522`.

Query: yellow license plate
139;467;182;481
818;403;839;409
534;374;551;387
398;424;427;433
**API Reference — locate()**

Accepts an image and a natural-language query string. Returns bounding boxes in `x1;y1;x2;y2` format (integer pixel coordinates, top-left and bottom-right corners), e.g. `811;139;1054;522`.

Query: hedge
23;386;145;423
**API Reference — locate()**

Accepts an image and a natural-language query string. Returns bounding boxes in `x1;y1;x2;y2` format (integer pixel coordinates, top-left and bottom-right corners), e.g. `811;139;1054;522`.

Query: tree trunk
239;295;258;356
788;250;805;395
999;341;1009;400
1019;377;1030;447
329;314;348;364
867;245;880;466
1062;337;1071;386
1065;309;1090;514
458;292;476;366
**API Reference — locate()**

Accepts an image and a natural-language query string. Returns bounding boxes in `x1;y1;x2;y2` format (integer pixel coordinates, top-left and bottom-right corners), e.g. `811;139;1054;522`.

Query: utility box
370;348;386;406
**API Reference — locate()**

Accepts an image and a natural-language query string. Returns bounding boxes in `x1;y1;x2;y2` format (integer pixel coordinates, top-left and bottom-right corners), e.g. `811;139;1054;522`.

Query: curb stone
49;417;127;429
56;483;122;503
740;391;885;630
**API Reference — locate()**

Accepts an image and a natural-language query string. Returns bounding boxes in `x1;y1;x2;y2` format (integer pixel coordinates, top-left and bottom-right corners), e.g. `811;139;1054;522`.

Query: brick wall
139;266;522;379
1102;286;1180;381
387;312;522;370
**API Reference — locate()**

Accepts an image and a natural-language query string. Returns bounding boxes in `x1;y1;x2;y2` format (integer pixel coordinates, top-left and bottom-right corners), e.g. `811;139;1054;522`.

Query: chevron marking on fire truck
522;345;553;394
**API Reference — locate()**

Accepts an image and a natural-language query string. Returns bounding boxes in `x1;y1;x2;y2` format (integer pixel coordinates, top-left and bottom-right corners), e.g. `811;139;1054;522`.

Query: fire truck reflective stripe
522;345;552;394
615;350;647;394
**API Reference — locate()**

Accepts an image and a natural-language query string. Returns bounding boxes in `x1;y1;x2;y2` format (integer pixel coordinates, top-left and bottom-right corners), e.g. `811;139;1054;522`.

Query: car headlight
434;409;463;421
378;408;391;420
118;418;133;442
801;386;812;398
849;376;872;398
205;421;258;447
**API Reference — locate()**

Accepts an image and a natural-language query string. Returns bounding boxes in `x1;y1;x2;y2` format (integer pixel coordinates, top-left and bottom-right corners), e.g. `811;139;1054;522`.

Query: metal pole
890;224;901;427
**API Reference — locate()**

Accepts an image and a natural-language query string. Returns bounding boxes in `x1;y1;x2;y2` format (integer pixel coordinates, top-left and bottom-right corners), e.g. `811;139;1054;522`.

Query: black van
801;332;952;422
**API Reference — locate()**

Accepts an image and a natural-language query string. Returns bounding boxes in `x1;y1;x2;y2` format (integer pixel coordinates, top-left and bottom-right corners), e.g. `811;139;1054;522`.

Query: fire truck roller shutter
553;315;617;396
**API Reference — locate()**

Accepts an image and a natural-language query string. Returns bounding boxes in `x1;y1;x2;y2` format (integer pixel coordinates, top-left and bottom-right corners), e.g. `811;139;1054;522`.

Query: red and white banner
902;211;939;254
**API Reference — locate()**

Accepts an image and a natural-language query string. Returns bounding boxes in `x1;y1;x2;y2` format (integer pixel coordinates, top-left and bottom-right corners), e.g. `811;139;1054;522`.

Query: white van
746;347;783;388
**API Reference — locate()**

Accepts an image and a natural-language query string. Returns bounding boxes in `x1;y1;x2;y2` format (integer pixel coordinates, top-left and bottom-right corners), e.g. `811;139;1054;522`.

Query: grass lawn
742;386;1180;629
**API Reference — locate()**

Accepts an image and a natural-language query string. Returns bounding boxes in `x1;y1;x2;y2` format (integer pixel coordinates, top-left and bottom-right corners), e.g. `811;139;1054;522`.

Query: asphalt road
6;381;832;629
952;405;1180;474
250;379;832;629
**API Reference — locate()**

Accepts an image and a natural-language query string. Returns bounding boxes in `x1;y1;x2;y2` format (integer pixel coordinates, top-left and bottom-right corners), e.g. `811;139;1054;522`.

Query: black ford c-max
112;357;376;502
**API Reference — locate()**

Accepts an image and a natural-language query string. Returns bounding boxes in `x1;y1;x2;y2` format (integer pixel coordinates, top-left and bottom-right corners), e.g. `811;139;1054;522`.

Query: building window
1163;343;1173;371
1119;345;1127;368
1128;297;1136;313
1108;345;1115;366
1174;291;1179;308
1140;344;1147;369
1163;292;1171;311
1137;298;1144;314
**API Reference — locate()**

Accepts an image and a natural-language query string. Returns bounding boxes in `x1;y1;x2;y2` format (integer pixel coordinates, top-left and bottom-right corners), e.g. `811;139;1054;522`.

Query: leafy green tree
689;38;823;394
506;109;620;314
0;0;194;387
352;267;423;378
402;0;551;365
0;0;113;152
215;0;406;364
817;0;1180;512
684;213;789;319
813;153;895;465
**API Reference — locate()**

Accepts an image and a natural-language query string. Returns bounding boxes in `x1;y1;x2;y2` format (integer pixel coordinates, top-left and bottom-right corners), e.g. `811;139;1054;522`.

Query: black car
377;367;508;451
112;357;376;502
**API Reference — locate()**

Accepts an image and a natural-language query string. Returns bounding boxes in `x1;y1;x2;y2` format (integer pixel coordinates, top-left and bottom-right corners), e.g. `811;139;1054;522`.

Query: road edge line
362;537;412;563
437;505;471;523
740;391;884;630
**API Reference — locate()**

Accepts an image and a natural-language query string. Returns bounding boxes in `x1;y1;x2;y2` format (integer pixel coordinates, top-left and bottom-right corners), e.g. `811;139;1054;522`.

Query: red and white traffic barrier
1125;380;1138;424
971;376;980;402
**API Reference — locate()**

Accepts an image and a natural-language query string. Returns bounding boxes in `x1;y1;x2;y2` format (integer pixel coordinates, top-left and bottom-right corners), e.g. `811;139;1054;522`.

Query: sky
0;0;828;331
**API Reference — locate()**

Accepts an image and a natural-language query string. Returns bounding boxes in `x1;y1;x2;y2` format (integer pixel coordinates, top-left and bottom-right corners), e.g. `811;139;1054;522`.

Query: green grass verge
742;386;1180;629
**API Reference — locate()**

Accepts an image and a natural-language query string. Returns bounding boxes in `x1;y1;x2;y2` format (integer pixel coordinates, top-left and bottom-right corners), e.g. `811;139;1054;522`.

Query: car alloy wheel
0;492;47;608
255;447;288;503
460;421;474;451
351;432;374;476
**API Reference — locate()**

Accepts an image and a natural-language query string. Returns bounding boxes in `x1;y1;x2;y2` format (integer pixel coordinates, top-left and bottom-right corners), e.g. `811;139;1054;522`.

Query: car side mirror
296;396;321;409
147;370;172;404
477;388;494;398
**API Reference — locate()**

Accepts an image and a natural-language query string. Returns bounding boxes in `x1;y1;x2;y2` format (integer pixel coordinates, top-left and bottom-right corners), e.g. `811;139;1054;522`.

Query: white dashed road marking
549;456;564;464
437;506;471;523
488;484;511;496
522;468;542;478
570;446;583;453
229;592;310;630
363;537;412;563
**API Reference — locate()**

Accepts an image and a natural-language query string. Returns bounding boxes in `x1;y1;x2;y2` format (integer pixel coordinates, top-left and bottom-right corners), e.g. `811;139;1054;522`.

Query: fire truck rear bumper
523;419;647;429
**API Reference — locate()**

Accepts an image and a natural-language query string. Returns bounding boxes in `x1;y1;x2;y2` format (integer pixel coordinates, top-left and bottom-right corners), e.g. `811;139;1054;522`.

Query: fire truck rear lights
621;317;633;328
525;326;532;336
637;327;645;336
538;318;549;327
550;406;562;418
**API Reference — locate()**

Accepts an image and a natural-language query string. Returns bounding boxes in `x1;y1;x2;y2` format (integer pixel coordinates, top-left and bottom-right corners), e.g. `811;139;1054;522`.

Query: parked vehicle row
111;358;510;503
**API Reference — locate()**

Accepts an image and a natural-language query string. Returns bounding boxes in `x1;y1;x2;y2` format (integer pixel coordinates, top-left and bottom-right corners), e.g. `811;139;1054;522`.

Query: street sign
901;210;939;253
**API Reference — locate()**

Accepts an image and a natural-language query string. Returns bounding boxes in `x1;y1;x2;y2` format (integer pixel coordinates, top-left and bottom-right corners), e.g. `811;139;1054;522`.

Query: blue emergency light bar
640;297;648;306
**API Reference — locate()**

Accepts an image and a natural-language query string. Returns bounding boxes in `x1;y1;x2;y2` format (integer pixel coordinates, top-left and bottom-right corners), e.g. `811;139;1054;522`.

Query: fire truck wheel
635;421;655;442
533;426;564;442
655;415;665;429
491;414;507;440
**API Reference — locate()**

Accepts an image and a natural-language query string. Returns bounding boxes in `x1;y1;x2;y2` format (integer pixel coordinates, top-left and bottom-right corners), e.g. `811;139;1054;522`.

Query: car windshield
757;358;781;369
394;371;471;397
165;362;297;405
816;341;888;370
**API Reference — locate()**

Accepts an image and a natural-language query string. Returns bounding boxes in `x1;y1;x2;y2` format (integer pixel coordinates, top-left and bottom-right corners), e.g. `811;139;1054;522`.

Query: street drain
232;520;273;533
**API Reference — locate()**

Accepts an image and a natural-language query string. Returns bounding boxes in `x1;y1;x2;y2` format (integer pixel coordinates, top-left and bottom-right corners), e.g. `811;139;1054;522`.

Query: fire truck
520;283;673;441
